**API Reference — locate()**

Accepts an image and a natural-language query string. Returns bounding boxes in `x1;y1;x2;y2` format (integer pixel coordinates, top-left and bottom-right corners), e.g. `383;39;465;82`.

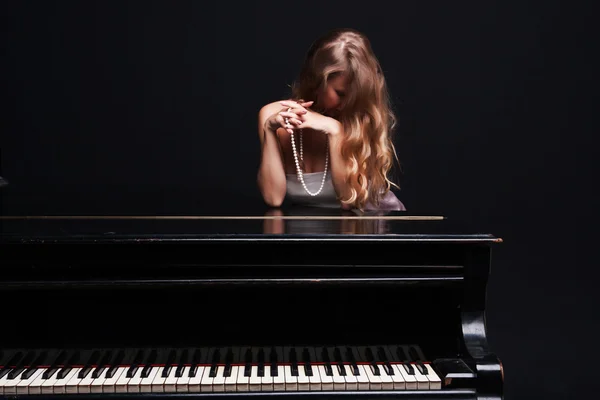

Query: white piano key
296;365;310;391
413;364;430;390
139;367;159;393
212;366;225;392
378;365;394;390
126;367;144;393
272;366;285;391
423;363;442;389
52;368;80;394
331;365;346;390
115;367;132;393
394;364;417;390
249;366;261;392
342;365;358;390
356;365;370;390
90;369;108;393
176;366;191;392
2;371;24;395
224;366;238;392
188;366;205;392
363;364;382;390
261;365;273;391
308;364;321;391
283;365;297;391
102;367;125;393
199;366;214;392
150;367;167;392
27;368;48;394
235;365;249;392
386;364;405;390
164;367;179;393
318;365;334;391
17;369;45;395
65;368;84;394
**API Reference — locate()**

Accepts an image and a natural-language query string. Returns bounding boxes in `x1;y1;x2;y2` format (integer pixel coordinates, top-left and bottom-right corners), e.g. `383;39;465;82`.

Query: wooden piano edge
0;391;478;400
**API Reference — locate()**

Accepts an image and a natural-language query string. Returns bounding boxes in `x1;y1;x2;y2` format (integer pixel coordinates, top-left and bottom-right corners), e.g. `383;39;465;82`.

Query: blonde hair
291;28;400;210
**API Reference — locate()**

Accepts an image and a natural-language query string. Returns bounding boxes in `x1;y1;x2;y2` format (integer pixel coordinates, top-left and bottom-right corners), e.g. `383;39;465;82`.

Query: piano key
224;365;239;392
150;366;168;393
175;349;188;378
283;365;297;391
211;366;226;392
1;369;22;395
256;348;265;378
199;363;214;392
301;347;314;377
188;365;205;392
422;363;442;389
139;365;159;393
163;364;179;393
22;351;47;380
308;362;321;391
362;362;382;390
125;365;144;393
26;368;47;394
377;362;394;390
272;365;285;391
0;352;23;380
161;349;177;378
41;366;64;394
64;368;84;394
411;362;430;389
90;368;109;393
394;364;417;390
16;368;44;394
355;365;370;390
115;366;132;393
102;367;126;393
52;368;79;394
386;363;406;390
249;366;261;391
342;365;357;390
175;366;191;392
7;351;35;380
235;364;249;392
317;365;334;390
295;362;310;391
105;349;125;379
261;365;273;391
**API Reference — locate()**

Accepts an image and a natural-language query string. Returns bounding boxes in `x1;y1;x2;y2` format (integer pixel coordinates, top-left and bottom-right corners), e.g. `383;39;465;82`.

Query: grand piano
0;206;504;399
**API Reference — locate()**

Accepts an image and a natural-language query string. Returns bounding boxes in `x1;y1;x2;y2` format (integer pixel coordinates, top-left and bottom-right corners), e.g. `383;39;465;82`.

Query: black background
1;1;597;398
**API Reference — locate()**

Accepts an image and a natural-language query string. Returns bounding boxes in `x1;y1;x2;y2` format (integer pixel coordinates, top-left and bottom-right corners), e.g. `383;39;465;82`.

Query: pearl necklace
290;128;329;196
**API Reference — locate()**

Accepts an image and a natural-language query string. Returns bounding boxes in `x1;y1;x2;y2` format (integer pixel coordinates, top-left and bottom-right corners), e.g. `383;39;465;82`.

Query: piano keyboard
0;345;442;394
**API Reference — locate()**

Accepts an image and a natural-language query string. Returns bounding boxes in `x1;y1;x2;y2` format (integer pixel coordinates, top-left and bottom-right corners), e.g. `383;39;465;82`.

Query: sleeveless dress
285;171;406;211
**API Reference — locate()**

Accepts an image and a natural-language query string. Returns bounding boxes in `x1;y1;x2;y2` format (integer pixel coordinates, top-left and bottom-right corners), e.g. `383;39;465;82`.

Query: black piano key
208;348;220;378
161;349;177;378
141;349;157;378
321;347;333;376
257;348;265;377
127;349;145;378
408;346;420;362
106;349;125;379
43;350;67;379
345;347;360;376
333;347;346;376
243;348;252;377
269;347;278;377
377;347;394;375
91;349;113;379
188;349;202;378
416;363;428;375
8;351;35;379
302;348;313;377
21;350;48;380
78;350;100;379
365;347;381;376
222;348;234;378
175;349;188;378
289;348;299;376
57;350;80;379
0;351;23;379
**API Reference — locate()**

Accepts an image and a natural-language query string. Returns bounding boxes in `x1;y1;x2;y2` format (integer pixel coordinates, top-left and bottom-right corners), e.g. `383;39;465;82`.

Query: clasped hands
277;100;341;136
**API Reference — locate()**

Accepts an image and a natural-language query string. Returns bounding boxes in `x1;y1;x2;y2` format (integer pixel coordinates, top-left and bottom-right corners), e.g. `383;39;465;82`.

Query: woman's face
317;73;349;118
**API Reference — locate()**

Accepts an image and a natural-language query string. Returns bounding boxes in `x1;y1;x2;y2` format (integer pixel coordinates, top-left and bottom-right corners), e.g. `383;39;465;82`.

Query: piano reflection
0;208;503;399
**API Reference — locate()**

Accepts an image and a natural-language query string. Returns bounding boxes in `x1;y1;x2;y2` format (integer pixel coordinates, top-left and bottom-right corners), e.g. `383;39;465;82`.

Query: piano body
0;211;503;399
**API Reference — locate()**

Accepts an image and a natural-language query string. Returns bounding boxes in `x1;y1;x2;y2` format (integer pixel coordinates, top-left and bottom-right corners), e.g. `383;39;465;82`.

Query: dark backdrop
1;1;597;399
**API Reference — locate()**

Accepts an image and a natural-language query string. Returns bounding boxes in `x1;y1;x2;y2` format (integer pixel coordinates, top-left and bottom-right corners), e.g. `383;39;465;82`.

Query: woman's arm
324;120;352;209
256;104;287;207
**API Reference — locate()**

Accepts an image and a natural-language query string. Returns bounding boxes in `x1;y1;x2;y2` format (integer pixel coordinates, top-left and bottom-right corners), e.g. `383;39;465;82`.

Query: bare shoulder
258;101;284;124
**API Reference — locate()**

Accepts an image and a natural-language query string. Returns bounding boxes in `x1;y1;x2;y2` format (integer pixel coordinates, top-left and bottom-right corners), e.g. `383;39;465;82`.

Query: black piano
0;208;503;399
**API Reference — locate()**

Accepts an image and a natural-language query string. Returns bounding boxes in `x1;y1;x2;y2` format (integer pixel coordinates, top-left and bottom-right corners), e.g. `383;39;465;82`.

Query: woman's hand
279;100;342;136
265;100;313;135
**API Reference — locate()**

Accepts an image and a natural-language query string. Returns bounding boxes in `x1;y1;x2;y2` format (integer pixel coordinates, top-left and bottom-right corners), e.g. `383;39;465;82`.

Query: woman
257;28;405;211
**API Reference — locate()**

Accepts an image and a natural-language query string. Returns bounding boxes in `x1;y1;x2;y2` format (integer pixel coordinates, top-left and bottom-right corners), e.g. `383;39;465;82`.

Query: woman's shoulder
258;101;283;119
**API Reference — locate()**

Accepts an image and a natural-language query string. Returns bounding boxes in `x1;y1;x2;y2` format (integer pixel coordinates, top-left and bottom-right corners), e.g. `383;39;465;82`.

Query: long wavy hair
291;28;400;210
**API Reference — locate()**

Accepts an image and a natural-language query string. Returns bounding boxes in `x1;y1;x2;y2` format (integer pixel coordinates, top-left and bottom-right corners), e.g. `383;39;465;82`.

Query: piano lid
0;204;501;243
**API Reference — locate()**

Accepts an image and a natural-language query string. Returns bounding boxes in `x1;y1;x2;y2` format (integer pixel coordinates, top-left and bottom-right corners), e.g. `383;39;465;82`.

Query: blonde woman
257;28;405;211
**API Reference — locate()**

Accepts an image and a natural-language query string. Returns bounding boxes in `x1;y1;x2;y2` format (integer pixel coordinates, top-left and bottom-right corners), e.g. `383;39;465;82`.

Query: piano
0;208;504;399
